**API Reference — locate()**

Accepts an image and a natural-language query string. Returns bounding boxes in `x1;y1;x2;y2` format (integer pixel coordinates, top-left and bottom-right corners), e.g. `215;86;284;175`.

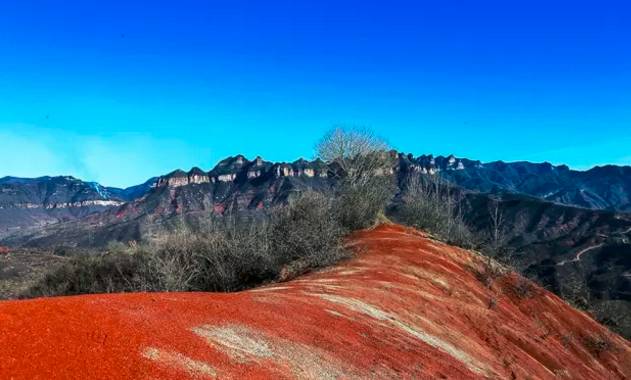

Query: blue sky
0;1;629;187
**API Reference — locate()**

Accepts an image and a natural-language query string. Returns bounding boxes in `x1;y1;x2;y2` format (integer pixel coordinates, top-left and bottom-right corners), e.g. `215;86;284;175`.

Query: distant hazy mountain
438;160;631;212
0;175;156;235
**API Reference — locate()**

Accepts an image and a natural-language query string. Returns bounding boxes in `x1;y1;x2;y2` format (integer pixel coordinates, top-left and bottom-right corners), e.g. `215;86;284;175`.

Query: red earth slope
0;224;630;379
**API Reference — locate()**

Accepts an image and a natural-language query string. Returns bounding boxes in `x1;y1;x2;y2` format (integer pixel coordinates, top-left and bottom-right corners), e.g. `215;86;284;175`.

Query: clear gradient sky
1;1;629;187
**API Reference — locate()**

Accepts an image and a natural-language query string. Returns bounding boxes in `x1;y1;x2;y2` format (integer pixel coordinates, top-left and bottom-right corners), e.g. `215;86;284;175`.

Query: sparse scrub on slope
24;192;348;297
269;191;347;280
23;249;155;297
397;174;475;248
334;174;395;231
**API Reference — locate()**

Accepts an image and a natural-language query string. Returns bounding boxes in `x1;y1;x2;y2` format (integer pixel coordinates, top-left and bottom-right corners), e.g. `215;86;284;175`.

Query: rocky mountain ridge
2;152;630;237
440;160;631;212
151;153;631;212
4;152;630;216
155;155;330;189
154;153;473;189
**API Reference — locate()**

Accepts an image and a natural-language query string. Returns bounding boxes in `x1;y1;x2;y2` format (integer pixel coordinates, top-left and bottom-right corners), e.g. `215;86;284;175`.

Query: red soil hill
0;224;629;379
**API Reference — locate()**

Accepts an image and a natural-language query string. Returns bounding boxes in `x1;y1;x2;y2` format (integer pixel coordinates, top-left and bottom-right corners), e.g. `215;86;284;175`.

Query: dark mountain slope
441;161;631;211
456;192;631;338
0;176;121;235
0;176;155;237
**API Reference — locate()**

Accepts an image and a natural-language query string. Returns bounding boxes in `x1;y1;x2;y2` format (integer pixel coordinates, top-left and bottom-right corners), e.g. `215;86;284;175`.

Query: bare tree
316;126;395;182
316;126;396;230
487;198;507;258
316;127;390;172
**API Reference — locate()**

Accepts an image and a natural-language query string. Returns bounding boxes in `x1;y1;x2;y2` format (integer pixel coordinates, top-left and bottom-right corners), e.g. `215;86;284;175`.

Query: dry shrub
511;276;536;300
317;126;396;231
269;191;347;280
583;334;615;357
398;175;475;248
335;175;396;231
24;191;348;297
23;249;154;297
469;256;507;288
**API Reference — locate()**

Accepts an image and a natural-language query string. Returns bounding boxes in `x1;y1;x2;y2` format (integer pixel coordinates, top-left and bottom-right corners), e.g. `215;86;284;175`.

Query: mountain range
3;154;631;259
2;153;630;236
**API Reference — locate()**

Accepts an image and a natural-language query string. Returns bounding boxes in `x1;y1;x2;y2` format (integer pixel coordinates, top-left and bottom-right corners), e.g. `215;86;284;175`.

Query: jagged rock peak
187;167;211;184
156;170;188;187
216;155;248;168
165;169;187;178
290;158;325;169
188;167;206;176
396;153;472;174
155;168;211;187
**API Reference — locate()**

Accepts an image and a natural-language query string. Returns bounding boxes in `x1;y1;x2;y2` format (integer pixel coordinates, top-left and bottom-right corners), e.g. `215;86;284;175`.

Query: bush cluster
25;250;154;297
334;175;395;231
397;175;475;248
24;191;350;297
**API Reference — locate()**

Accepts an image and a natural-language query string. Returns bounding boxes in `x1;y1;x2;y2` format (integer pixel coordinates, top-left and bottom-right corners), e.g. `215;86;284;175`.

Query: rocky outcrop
155;156;331;189
187;167;210;184
156;168;211;187
175;153;475;188
151;153;474;191
0;200;125;210
156;170;189;187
